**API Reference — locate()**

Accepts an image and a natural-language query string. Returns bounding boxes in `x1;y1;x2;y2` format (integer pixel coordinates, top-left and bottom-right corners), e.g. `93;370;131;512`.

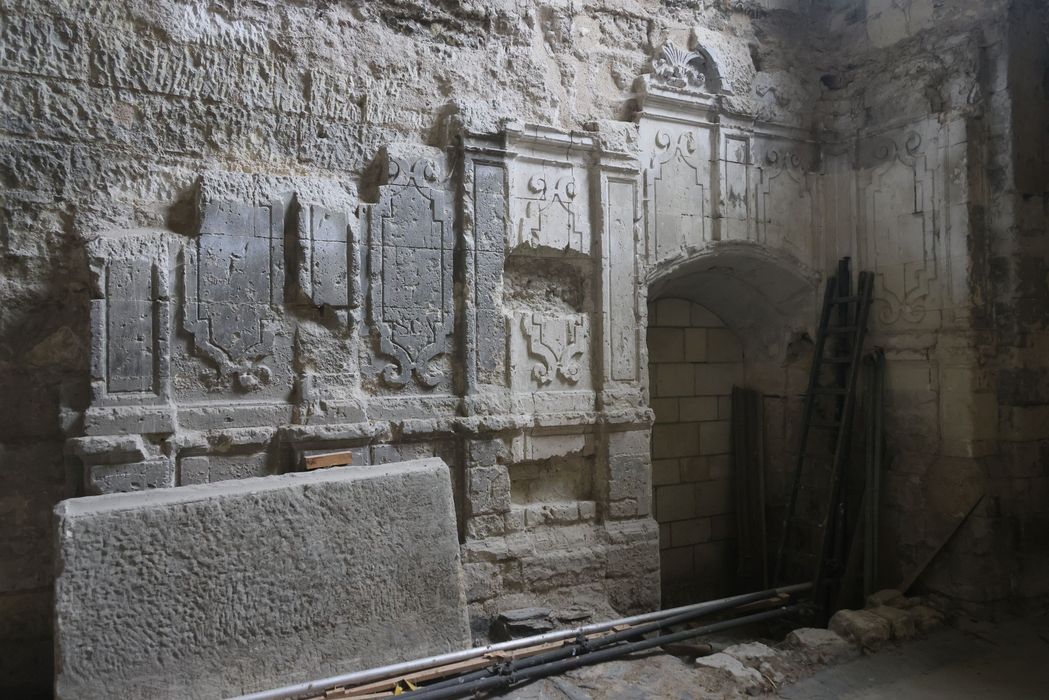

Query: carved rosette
366;153;455;389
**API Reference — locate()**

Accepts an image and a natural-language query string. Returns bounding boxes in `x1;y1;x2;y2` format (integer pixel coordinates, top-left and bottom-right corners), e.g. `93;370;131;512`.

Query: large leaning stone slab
54;458;470;700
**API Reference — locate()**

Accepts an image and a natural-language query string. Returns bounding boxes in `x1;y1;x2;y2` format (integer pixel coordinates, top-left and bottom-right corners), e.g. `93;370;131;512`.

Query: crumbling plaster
0;0;1045;696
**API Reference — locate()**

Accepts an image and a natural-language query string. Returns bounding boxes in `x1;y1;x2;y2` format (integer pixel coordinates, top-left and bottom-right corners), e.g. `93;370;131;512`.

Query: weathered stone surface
908;604;945;632
829;609;893;651
54;458;470;699
784;627;859;665
868;605;918;640
695;651;766;693
865;588;904;609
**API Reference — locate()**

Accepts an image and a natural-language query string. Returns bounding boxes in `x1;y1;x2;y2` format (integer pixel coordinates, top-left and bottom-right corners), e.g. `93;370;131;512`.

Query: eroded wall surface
1;0;1045;695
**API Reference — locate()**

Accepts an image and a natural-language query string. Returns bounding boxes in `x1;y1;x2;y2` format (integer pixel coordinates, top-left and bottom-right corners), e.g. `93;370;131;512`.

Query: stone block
695;479;732;517
660;545;694;581
467;465;511;516
706;328;743;362
652;423;699;459
695;363;741;396
655;298;691;326
650;398;679;422
656;485;696;521
828;608;892;651
699;420;731;455
648;327;684;362
690;304;723;327
670;517;711;547
655;363;696;398
680;396;718;422
695;652;764;693
865;588;904;609
908;604;945;632
86;459;174;495
54;458;470;700
868;605;917;640
684;328;707;361
784;627;858;665
652;458;680;485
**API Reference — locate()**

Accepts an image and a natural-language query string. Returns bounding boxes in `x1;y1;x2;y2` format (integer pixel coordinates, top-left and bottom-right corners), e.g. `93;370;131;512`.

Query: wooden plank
304;450;354;470
330;633;616;698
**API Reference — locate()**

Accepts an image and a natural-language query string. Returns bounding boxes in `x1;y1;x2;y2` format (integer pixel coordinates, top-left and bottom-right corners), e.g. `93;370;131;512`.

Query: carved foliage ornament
652;41;707;90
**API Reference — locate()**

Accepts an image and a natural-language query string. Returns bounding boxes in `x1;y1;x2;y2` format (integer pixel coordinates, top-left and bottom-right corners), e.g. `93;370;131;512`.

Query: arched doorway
645;245;819;606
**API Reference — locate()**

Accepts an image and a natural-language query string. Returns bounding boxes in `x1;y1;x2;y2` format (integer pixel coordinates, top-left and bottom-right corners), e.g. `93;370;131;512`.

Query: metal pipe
232;582;811;700
404;605;802;700
415;582;805;695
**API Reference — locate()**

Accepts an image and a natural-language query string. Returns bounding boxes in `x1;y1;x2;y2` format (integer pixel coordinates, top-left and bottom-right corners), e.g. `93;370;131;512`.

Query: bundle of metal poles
233;582;811;700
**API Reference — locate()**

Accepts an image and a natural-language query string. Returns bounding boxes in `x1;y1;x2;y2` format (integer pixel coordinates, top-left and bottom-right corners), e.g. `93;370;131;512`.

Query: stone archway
645;244;819;606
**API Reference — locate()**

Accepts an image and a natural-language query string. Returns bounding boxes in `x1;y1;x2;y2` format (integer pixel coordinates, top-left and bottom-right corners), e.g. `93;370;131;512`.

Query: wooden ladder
772;258;875;608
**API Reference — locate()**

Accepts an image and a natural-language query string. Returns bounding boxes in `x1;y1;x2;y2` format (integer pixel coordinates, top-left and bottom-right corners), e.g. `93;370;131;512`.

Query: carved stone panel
521;313;589;387
605;178;641;384
184;199;285;391
755;140;819;267
296;203;351;308
510;167;590;254
471;157;508;387
644;125;713;261
87;233;171;413
364;147;455;390
720;132;752;242
859;127;942;330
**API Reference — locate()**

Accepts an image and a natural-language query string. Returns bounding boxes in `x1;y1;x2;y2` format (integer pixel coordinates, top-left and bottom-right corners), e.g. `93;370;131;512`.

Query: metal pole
413;583;806;695
404;605;802;700
231;583;811;700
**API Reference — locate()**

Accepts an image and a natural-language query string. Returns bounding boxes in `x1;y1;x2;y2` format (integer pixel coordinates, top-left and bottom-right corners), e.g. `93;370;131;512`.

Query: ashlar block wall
647;298;744;605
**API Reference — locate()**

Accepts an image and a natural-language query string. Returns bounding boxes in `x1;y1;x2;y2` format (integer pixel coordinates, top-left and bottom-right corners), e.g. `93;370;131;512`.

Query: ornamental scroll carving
522;313;588;386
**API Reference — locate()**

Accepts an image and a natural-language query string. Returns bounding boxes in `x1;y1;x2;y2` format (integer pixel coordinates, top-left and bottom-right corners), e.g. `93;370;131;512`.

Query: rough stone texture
828;609;893;651
868;605;918;640
865;589;904;609
784;627;860;665
2;0;1048;694
53;458;470;699
694;651;766;693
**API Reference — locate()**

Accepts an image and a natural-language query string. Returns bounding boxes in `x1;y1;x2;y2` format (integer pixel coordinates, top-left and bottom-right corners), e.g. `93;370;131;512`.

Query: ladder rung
813;387;848;395
826;326;858;334
832;296;862;304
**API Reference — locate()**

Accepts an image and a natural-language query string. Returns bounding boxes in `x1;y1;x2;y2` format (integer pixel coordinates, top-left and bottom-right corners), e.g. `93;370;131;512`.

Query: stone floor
778;614;1049;700
498;613;1049;699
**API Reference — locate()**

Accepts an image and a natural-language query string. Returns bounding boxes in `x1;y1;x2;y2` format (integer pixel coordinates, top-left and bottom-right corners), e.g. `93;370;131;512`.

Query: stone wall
1;0;1046;695
648;298;743;606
